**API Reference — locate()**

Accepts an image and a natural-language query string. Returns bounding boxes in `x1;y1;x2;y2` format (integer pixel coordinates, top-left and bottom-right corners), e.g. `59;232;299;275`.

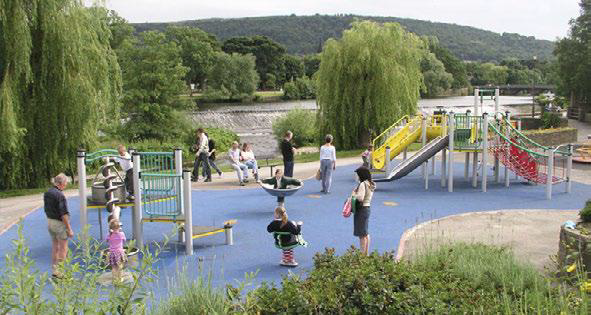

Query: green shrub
184;127;239;155
282;76;316;100
272;109;317;147
239;244;588;314
282;81;300;100
541;112;561;129
580;200;591;222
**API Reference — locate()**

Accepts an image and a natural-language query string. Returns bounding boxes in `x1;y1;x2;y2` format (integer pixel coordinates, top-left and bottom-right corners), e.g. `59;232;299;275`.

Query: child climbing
261;169;302;207
267;207;304;267
361;144;373;169
114;144;134;201
106;219;126;282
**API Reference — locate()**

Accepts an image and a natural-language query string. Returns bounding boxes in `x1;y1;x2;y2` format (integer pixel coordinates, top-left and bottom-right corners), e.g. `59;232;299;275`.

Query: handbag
342;195;357;218
315;169;322;180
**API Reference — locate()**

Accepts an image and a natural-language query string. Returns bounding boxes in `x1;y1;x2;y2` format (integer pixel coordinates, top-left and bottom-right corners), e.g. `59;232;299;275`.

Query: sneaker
254;173;259;181
280;260;298;267
127;195;135;201
243;178;249;183
204;178;212;182
218;171;222;178
239;181;246;186
191;178;198;182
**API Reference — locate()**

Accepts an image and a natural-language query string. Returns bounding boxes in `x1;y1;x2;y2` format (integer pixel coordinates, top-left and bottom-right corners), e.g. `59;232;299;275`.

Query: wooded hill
133;14;555;62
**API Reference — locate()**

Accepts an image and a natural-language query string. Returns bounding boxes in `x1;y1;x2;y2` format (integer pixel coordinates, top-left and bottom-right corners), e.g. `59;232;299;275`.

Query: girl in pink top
107;219;126;281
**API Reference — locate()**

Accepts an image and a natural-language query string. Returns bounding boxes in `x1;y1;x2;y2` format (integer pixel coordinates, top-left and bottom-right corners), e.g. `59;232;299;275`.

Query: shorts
48;219;68;241
109;250;127;267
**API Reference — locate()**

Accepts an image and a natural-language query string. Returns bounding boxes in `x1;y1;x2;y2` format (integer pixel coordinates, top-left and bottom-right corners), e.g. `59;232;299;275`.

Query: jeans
231;162;248;182
244;159;258;178
283;161;294;177
193;152;211;180
320;159;333;193
203;157;222;176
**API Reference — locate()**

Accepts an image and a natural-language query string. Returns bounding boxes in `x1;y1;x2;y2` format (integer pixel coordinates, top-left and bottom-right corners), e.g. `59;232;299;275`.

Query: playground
1;89;590;301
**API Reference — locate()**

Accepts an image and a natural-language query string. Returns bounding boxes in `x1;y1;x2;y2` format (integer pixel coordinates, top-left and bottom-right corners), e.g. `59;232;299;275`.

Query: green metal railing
85;149;119;164
498;116;570;156
454;115;482;148
139;152;182;218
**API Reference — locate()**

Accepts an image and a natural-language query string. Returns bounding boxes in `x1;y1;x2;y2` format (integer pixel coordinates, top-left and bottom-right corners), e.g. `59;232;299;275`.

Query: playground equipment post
546;148;554;200
447;112;455;192
482;113;489;192
183;171;193;255
473;88;479;116
504;112;511;187
132;152;143;248
77;149;87;229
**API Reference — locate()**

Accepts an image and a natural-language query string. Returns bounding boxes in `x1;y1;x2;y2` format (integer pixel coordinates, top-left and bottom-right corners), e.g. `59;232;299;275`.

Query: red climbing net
488;121;567;185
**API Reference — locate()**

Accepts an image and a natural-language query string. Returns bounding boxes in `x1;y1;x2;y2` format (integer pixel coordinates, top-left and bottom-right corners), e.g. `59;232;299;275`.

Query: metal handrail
372;115;411;149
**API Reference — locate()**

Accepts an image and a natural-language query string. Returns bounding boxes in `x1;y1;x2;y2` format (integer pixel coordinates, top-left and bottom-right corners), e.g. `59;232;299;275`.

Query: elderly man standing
43;173;74;278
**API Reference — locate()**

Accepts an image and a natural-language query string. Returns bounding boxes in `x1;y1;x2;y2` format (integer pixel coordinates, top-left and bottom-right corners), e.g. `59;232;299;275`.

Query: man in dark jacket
280;131;296;177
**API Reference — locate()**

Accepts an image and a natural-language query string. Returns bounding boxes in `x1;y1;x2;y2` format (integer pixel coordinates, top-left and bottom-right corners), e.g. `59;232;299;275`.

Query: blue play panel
1;161;589;298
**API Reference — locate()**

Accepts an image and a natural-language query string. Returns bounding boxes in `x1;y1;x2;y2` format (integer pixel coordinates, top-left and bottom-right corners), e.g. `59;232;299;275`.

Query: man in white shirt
228;141;248;186
115;145;134;200
192;128;211;182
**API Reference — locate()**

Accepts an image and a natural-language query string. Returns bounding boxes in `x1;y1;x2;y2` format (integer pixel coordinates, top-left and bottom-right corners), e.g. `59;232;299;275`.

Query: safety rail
454;115;482;148
498;116;570;156
139;152;175;174
85;149;119;164
372;115;422;170
372;115;411;150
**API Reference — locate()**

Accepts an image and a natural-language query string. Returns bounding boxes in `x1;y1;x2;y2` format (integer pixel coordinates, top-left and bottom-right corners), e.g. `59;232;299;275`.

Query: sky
104;0;582;41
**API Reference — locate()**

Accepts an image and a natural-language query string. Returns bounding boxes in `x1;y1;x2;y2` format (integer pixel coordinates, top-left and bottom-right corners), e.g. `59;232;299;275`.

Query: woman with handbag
352;166;376;255
319;134;336;194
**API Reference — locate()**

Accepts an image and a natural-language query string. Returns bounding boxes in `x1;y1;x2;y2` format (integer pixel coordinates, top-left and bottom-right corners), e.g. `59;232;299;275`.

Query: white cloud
105;0;581;40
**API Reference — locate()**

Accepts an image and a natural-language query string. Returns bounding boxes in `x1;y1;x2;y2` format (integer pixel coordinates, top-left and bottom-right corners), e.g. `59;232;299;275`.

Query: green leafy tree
105;10;135;52
0;1;121;189
316;21;424;149
303;54;322;78
120;31;190;142
165;26;219;89
222;35;286;88
421;52;454;97
204;52;259;101
283;54;304;83
555;0;591;105
425;37;468;89
466;62;509;86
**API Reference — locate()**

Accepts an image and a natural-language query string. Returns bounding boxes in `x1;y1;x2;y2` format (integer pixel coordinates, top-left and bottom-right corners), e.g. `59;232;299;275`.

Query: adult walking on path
352;166;376;255
319;134;336;194
192;128;211;182
43;173;74;278
203;132;223;179
280;131;296;177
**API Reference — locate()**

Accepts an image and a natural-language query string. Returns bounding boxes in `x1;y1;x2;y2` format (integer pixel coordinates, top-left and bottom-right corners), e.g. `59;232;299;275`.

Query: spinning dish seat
260;183;303;197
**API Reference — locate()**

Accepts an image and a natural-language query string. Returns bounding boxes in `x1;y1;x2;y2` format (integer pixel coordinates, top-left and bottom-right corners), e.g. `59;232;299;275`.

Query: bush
184;127;239;155
541;112;561;129
580;200;591;222
272;109;317;147
282;81;300;100
282;76;316;100
239;244;588;314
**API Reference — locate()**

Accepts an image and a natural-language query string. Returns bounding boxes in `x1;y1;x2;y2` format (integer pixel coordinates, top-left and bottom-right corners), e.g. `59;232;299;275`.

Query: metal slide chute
375;135;449;182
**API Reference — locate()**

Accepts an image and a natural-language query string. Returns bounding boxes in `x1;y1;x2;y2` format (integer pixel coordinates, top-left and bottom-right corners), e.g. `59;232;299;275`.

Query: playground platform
0;159;590;298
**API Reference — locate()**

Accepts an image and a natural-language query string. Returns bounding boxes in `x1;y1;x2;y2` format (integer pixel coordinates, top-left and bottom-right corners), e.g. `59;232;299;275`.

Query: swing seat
260;183;303;197
273;232;308;250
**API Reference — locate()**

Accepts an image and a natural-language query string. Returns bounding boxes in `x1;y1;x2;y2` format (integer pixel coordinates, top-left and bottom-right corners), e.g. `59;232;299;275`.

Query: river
192;96;537;157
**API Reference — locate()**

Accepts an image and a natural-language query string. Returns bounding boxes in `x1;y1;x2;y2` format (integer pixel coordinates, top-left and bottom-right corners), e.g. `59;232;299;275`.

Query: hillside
133;14;555;62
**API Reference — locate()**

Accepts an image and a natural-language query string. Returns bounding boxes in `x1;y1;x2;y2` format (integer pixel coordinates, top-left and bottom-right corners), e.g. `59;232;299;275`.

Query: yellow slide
371;114;446;170
372;116;422;170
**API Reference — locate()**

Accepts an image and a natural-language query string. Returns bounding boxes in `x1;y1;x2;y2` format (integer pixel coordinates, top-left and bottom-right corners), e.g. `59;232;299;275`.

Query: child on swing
267;207;303;267
107;219;126;281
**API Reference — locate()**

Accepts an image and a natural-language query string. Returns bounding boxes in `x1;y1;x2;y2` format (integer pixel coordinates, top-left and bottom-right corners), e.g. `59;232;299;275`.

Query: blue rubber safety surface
1;161;589;298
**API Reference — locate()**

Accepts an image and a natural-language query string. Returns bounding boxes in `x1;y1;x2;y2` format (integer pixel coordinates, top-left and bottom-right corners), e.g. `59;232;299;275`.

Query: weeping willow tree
0;1;121;189
316;21;424;149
